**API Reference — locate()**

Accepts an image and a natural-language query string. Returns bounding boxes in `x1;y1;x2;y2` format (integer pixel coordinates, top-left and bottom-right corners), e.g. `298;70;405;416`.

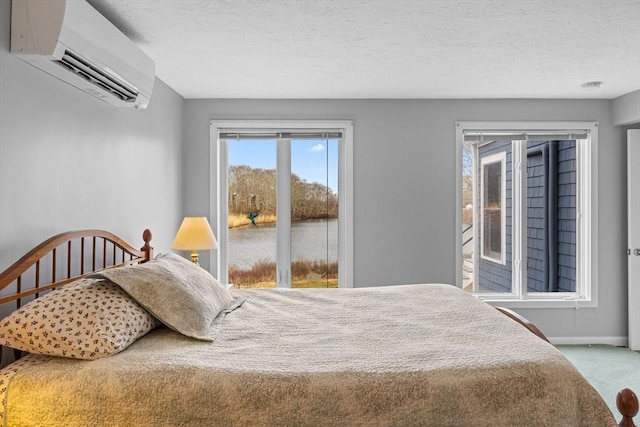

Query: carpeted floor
556;344;640;420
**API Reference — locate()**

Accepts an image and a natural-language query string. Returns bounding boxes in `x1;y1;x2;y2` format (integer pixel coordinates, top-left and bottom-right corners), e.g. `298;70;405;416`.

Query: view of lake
229;219;338;269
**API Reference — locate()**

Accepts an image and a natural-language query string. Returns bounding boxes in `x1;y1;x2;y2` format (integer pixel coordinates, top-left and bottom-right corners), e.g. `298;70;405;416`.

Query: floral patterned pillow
0;278;160;360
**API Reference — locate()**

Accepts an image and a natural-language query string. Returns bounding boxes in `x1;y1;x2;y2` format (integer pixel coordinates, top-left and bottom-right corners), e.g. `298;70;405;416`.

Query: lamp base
190;250;200;266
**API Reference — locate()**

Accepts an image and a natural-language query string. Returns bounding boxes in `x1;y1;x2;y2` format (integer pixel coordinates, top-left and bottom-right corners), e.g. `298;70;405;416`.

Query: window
480;153;506;264
211;120;353;289
456;122;598;307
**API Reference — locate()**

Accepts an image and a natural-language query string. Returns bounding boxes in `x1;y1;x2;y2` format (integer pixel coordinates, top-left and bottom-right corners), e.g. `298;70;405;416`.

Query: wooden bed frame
0;229;637;426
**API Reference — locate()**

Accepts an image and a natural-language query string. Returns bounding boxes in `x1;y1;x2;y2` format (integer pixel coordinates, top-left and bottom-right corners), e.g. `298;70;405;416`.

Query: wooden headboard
0;229;153;308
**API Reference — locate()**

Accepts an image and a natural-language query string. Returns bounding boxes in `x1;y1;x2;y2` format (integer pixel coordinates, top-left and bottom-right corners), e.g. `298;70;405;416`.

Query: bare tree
228;165;337;220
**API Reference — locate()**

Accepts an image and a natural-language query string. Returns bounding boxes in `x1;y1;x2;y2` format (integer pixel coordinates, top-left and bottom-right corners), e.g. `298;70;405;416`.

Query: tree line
228;165;338;220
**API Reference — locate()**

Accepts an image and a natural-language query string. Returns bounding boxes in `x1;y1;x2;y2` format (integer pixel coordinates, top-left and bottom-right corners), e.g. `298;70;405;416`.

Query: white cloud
309;143;325;153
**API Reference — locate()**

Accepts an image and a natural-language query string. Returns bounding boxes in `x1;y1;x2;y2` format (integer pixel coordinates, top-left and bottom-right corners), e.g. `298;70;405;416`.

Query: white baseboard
549;336;628;347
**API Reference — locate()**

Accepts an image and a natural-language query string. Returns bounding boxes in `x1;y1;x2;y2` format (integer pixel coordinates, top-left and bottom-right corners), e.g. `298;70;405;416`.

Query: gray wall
612;90;640;125
0;0;185;273
184;98;627;341
0;0;631;342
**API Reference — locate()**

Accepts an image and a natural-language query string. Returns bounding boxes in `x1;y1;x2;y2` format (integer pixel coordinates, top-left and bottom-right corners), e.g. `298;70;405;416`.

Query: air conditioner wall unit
11;0;155;109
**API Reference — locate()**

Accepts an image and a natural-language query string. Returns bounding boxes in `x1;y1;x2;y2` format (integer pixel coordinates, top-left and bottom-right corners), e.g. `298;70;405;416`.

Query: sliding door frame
210;120;354;288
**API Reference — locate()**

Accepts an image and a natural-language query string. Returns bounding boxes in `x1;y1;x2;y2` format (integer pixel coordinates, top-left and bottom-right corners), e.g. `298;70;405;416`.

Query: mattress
1;284;615;426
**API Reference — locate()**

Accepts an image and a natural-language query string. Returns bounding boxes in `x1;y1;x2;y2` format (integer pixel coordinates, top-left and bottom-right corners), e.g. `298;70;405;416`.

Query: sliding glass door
212;121;353;289
226;139;277;287
290;139;339;288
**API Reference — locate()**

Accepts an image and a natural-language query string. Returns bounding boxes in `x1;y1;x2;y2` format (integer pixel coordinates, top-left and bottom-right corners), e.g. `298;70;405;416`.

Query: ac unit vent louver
54;50;138;103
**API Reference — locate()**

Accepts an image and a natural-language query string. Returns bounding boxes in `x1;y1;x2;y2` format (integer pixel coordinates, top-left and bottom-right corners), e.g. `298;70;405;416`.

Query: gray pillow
91;253;237;341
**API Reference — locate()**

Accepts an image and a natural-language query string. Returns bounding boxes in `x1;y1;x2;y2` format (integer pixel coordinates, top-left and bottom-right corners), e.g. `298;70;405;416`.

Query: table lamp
171;217;217;265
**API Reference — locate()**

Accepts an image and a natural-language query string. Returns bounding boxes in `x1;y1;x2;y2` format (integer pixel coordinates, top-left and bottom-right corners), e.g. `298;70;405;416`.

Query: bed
0;229;637;426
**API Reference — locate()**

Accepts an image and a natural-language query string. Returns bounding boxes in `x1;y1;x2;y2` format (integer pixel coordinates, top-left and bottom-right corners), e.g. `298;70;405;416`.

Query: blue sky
228;139;338;192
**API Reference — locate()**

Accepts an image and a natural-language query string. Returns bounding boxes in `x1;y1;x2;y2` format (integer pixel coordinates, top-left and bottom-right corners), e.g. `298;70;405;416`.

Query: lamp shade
171;217;218;250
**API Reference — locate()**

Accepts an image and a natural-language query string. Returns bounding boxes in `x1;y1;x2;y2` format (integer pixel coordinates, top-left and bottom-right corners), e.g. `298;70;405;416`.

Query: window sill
477;296;597;309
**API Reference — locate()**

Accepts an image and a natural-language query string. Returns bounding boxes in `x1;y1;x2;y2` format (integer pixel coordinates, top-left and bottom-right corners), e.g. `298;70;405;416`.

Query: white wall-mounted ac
11;0;155;109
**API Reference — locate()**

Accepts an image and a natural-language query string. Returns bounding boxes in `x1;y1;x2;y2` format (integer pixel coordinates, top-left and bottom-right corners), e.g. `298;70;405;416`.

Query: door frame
628;129;640;350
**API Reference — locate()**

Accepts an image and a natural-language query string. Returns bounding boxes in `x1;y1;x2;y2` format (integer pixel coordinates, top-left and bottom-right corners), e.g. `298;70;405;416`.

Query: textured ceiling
87;0;640;99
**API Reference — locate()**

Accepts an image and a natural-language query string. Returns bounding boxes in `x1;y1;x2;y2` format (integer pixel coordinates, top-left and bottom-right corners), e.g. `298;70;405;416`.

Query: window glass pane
483;161;502;257
227;139;277;288
526;140;577;292
462;144;474;291
290;139;339;288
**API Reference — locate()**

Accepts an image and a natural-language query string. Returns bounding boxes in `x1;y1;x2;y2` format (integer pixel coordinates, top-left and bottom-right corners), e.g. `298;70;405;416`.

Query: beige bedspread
2;284;615;426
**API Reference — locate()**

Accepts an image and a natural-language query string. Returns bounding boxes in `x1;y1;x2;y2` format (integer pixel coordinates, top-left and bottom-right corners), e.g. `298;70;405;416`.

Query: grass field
229;258;338;288
234;279;338;289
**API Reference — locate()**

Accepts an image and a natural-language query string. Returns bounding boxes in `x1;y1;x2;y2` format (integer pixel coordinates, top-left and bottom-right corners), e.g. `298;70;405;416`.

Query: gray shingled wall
526;140;548;292
476;140;576;293
556;140;577;292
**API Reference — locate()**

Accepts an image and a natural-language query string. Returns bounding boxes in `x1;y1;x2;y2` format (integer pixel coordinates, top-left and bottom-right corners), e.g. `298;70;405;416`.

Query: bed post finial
141;229;154;262
618;388;639;426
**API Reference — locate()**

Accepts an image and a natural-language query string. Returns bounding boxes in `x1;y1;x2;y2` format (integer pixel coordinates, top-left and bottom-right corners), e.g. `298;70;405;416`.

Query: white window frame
455;121;598;308
479;152;507;265
210;120;354;288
